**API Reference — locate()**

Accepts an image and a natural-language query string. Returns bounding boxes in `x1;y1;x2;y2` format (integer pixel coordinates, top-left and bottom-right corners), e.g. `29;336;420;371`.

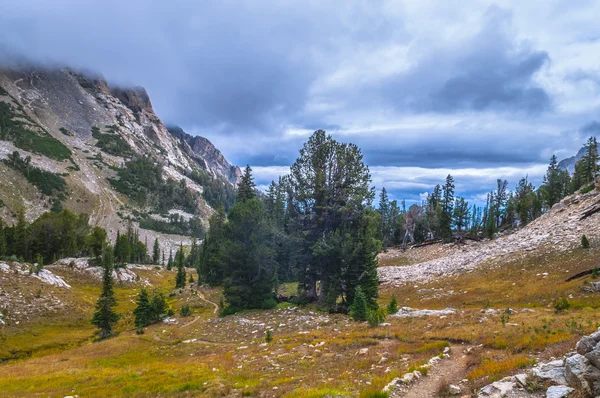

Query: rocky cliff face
0;66;239;254
167;125;242;186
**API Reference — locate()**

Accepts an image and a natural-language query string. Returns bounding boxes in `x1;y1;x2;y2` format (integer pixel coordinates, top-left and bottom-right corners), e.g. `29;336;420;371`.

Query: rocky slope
0;66;240;254
378;188;600;285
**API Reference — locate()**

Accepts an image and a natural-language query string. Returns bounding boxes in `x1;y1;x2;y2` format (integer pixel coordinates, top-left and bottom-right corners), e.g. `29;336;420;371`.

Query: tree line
375;136;597;247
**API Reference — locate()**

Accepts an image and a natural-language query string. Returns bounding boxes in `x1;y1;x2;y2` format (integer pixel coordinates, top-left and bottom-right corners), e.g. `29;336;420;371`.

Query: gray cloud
0;1;598;204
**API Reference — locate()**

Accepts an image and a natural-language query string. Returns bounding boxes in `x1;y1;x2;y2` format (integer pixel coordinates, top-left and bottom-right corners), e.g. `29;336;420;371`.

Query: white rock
448;384;461;395
545;385;574;398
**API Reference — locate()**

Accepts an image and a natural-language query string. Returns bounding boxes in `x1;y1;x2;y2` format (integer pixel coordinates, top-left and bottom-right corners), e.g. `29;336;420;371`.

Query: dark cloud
581;121;600;135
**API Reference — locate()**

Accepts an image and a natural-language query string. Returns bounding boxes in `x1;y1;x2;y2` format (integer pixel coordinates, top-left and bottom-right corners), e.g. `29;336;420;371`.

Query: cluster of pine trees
0;209;105;265
197;131;381;315
375;136;598;246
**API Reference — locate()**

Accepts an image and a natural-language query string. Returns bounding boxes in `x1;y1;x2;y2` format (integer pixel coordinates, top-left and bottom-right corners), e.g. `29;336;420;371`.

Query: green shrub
265;329;273;343
554;298;571;314
367;308;387;327
582;234;590;249
180;304;192;317
387;295;399;315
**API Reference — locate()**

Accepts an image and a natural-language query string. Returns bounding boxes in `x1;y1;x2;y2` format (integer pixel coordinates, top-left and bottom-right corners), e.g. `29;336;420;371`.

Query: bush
582;234;590;249
367;308;387;327
387;295;399;315
554;298;571;314
265;329;273;343
261;298;278;310
180;304;192;317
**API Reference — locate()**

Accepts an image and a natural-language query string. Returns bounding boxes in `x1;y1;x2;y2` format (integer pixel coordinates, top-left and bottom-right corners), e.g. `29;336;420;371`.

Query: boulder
564;354;591;395
589;330;600;342
577;336;597;355
545;385;574;398
584;347;600;369
531;359;568;385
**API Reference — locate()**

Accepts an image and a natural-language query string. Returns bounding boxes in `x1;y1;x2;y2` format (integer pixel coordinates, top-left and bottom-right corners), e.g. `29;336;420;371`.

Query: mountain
0;66;240;254
558;138;598;174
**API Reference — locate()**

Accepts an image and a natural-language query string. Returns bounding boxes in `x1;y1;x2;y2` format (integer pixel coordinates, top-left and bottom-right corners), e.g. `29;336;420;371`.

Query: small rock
514;373;528;387
448;384;461;395
358;348;369;355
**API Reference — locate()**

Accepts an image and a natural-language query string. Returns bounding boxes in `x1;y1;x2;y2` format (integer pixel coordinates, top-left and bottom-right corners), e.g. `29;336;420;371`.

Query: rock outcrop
478;329;600;397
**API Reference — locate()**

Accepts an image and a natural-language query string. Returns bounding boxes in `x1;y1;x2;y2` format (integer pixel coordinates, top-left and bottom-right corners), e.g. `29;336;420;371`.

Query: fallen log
580;199;600;220
565;268;598;282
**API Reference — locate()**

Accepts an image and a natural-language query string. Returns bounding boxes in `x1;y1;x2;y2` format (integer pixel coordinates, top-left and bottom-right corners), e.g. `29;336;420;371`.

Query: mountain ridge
0;66;240;255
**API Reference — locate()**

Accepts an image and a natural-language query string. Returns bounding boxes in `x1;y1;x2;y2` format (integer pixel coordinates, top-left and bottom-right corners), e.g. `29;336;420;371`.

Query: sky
1;0;599;205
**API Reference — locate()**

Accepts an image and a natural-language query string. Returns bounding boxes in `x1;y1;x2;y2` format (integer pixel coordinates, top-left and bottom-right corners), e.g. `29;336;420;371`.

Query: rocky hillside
379;187;600;285
0;67;240;254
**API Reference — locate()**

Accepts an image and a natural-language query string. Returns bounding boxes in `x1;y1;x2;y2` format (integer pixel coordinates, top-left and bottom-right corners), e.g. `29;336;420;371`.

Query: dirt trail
391;344;473;398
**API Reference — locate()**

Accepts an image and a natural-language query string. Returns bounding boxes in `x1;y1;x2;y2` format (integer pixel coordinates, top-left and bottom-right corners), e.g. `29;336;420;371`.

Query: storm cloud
1;0;599;203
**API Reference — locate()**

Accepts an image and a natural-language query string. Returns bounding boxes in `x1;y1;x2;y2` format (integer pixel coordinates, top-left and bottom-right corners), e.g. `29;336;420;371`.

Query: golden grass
1;246;600;396
467;355;536;381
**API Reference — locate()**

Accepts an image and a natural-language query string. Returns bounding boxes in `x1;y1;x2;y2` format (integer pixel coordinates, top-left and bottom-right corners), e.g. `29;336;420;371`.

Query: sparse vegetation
553;297;571;314
91;125;134;157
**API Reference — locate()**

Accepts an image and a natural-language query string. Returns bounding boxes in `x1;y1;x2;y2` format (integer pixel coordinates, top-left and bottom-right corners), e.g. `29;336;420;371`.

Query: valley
1;188;600;397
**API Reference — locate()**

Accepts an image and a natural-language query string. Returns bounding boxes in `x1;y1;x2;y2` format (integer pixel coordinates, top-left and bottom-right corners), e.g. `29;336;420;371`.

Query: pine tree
152;238;160;264
133;287;152;328
0;219;6;257
175;243;186;289
199;207;227;285
237;165;256;202
378;188;391;248
91;245;120;340
387;295;399;315
453;197;470;232
440;175;455;242
350;286;368;322
582;234;590;249
14;208;28;260
222;197;276;312
167;249;173;270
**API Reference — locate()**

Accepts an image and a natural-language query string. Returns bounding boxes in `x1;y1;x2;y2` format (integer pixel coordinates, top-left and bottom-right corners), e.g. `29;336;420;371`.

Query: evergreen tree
378;188;391;248
285;130;378;309
453;197;470;232
387;295;399;315
114;231;131;267
152;238;160;264
0;219;6;257
167;249;173;270
14;208;28;260
175;243;186;289
350;286;368;322
198;207;227;285
237;165;256;202
150;292;167;321
222;197;276;311
541;155;570;208
133;287;152;328
515;176;537;226
440;175;455;241
572;137;598;192
91;245;120;340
